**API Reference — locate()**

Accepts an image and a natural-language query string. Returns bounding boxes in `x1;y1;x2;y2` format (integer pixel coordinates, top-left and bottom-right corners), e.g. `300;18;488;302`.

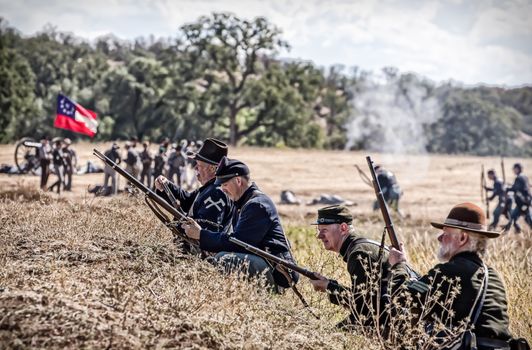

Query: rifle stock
94;149;186;219
228;237;320;280
93;148;194;244
366;156;400;250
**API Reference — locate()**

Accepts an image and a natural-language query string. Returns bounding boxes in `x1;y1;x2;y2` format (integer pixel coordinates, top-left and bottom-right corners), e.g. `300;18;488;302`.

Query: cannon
14;137;42;174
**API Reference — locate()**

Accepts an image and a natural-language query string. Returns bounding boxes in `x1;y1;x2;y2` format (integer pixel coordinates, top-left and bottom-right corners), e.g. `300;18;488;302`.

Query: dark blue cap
215;156;250;185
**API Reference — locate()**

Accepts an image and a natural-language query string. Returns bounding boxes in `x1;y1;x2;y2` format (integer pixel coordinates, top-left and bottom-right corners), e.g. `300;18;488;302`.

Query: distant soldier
103;143;121;195
152;146;167;183
124;141;141;190
167;143;184;186
161;137;171;150
47;138;67;194
373;165;402;214
484;169;512;231
505;163;532;233
62;138;77;191
38;138;52;190
139;141;154;188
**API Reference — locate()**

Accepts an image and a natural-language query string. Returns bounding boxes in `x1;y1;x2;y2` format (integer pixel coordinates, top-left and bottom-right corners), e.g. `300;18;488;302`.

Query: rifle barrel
366;156;400;250
93;148;186;220
228;237;319;280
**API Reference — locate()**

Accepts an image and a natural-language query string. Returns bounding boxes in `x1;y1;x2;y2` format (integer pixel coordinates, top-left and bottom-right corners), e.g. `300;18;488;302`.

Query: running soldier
504;163;532;233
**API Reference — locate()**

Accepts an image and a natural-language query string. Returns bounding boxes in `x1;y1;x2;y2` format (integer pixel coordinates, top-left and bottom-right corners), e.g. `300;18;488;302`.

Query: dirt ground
1;141;530;227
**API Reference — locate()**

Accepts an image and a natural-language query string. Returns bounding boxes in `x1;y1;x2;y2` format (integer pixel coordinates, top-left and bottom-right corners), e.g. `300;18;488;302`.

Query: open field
1;142;531;348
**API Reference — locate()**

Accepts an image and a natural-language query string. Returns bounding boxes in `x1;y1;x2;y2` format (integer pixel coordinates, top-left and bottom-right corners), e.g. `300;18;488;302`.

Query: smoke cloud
345;72;442;154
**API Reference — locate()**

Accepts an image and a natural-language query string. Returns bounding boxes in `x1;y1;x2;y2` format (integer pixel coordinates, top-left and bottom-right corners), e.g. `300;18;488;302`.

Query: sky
1;0;532;86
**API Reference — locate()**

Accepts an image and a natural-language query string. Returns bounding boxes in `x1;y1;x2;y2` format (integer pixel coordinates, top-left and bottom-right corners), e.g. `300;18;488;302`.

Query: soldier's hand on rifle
182;218;201;240
154;175;169;191
388;242;407;266
309;273;329;292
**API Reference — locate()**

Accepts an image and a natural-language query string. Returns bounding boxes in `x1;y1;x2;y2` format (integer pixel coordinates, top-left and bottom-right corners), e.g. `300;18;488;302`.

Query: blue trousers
213;252;277;289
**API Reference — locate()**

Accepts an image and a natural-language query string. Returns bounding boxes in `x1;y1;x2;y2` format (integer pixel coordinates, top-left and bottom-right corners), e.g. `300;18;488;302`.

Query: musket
354;164;372;188
501;157;506;185
93;148;197;246
481;165;490;219
229;237;320;280
229;236;320;319
366;156;400;250
481;165;485;204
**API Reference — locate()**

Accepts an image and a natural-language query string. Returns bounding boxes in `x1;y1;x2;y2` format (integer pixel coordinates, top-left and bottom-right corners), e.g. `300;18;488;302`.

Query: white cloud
1;0;530;85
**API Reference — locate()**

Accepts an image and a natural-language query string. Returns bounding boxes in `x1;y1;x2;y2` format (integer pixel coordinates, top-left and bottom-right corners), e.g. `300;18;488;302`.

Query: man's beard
437;243;452;262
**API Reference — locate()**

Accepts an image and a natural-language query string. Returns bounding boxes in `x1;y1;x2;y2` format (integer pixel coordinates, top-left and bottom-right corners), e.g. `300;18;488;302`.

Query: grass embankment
0;185;530;349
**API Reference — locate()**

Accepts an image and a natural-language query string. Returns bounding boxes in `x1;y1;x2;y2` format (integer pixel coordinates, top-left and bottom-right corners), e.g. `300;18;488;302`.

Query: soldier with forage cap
154;138;233;236
387;203;525;350
182;156;299;291
504;163;532;233
309;205;391;329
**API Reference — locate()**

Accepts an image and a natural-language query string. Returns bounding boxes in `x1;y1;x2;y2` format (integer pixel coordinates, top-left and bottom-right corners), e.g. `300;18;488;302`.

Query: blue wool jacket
200;183;299;286
157;178;233;233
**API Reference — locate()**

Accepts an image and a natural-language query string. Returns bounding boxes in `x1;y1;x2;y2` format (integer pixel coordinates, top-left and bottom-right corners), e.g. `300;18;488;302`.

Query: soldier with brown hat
387;202;526;350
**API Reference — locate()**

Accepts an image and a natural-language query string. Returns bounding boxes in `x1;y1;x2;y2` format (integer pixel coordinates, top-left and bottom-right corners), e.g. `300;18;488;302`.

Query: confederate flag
54;94;98;137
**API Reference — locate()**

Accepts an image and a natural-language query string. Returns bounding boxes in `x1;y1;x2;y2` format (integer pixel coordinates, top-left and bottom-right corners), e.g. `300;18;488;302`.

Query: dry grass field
1;142;531;349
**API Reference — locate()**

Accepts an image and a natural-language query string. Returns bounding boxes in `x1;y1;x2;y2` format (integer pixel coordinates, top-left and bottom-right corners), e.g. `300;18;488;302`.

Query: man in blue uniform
504;163;531;234
373;165;402;215
182;157;299;291
154;138;233;236
485;169;512;230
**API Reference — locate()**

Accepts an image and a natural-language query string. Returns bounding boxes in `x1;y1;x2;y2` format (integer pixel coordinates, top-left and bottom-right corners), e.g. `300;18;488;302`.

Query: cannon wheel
15;137;41;174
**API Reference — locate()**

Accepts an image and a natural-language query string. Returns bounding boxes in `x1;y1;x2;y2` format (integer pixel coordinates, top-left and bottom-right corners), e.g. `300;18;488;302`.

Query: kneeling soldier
154;138;233;236
183;157;299;291
309;205;390;329
388;203;529;350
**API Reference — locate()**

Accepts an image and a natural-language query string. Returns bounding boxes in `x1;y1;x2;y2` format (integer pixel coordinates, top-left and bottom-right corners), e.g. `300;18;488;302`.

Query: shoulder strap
470;262;489;326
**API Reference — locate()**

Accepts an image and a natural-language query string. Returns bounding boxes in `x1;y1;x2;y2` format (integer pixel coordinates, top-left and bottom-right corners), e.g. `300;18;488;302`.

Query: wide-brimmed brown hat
188;138;228;165
431;202;501;238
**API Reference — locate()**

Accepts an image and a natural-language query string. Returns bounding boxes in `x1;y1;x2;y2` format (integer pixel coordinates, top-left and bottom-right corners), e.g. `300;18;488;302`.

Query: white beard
437;244;452;262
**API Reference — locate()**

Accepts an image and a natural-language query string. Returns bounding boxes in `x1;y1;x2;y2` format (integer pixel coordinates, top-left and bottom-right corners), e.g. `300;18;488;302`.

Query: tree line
1;13;530;156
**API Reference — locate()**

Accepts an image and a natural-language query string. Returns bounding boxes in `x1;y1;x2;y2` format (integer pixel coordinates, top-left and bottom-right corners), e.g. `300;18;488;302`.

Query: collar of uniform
200;177;216;191
450;251;482;266
339;233;359;262
235;182;259;208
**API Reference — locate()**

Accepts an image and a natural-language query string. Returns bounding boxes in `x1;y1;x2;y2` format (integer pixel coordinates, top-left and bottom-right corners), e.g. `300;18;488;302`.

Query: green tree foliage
0;19;37;142
178;12;294;145
427;89;524;155
0;14;530;156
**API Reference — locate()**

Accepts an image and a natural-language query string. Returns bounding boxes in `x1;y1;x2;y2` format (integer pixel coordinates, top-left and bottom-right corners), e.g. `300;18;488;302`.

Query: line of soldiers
485;164;532;233
38;137;77;194
147;138;528;350
101;138;201;195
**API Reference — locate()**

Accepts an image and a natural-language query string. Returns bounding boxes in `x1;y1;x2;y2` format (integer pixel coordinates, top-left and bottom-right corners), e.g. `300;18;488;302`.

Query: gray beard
437;245;451;262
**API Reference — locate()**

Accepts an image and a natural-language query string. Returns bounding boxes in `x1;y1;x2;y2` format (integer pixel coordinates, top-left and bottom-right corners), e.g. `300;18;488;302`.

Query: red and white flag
54;94;98;137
